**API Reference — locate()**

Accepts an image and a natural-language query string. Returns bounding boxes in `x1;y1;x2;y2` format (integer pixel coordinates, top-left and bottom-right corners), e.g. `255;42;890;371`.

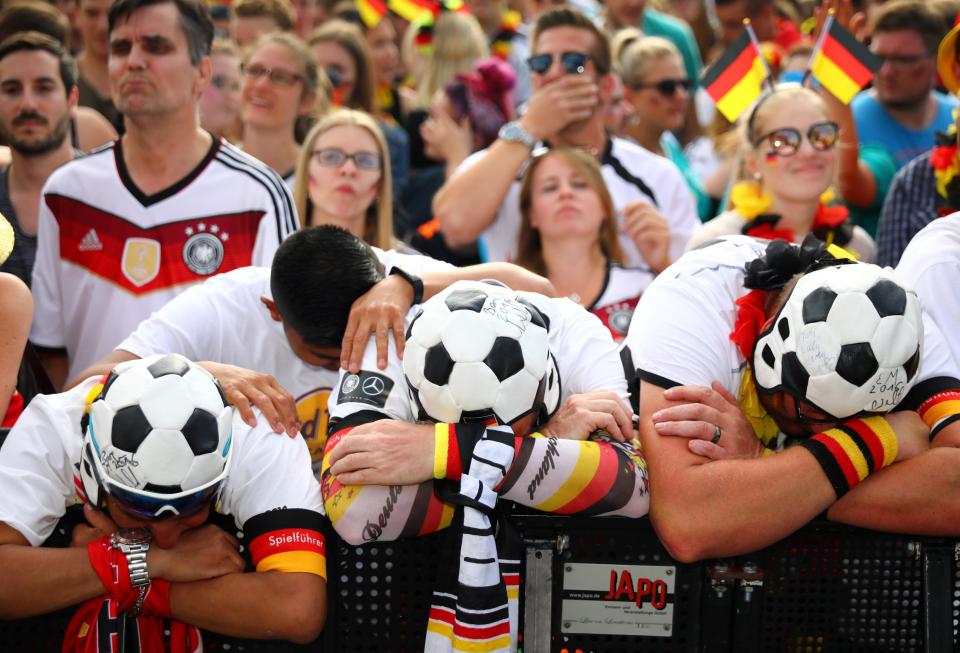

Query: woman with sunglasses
688;84;875;262
617;34;712;222
292;110;397;249
239;32;329;189
516;147;655;342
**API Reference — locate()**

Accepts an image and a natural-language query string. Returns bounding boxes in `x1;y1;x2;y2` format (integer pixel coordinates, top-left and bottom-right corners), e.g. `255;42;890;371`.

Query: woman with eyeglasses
199;38;242;143
239;32;329;189
516;147;656;342
616;34;712;222
292;110;397;249
308;20;409;200
687;85;875;262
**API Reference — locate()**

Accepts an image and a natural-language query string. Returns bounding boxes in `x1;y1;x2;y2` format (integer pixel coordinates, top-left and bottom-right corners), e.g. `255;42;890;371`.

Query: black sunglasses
753;121;840;157
527;51;591;75
631;78;692;96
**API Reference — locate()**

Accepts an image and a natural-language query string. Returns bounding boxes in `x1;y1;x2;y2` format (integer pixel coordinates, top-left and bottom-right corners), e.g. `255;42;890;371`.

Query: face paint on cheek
331;87;344;106
765;153;779;165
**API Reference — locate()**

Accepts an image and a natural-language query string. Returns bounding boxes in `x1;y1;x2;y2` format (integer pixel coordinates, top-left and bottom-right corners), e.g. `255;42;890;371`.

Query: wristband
799;416;897;498
87;534;172;618
434;423;462;480
88;536;136;612
389;267;424;306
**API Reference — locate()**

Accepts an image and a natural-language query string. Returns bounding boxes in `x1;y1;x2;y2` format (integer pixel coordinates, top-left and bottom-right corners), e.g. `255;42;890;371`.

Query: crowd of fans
2;0;960;649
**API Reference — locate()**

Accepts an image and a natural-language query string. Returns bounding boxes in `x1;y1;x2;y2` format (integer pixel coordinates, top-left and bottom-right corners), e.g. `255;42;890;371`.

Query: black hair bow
743;235;854;291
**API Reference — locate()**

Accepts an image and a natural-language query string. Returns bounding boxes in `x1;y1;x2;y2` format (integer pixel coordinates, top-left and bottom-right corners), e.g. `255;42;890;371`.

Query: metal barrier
0;505;957;651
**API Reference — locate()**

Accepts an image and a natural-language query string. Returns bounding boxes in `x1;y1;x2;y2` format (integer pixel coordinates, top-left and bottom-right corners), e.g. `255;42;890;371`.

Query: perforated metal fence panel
2;516;957;652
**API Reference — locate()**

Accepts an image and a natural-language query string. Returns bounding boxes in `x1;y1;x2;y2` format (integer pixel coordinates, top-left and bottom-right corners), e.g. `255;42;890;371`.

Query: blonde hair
293;109;394;249
618;35;682;87
409;12;488;109
516;148;623;276
308;19;377;115
729;85;831;205
244;31;331;141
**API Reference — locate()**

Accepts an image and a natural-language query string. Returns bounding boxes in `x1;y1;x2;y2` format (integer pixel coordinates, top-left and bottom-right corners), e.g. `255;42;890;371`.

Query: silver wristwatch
498;121;536;150
110;528;152;615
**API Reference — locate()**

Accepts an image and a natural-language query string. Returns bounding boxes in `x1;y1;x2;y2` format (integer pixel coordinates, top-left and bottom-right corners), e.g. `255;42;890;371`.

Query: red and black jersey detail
47;194;263;295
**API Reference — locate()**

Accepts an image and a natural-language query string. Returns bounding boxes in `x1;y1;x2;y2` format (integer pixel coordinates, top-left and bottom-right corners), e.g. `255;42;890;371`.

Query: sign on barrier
560;562;675;637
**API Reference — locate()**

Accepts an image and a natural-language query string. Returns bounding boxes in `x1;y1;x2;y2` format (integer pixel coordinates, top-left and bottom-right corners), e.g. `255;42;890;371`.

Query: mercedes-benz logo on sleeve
362;376;385;395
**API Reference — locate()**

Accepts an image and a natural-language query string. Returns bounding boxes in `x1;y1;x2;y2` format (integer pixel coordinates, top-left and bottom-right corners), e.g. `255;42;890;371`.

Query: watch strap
389;267;424;305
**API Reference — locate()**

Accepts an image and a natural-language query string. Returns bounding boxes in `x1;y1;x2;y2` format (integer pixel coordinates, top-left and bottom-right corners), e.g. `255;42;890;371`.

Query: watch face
115;527;152;545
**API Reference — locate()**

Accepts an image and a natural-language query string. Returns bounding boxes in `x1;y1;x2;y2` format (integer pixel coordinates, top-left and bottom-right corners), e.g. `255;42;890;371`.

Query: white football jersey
0;378;322;547
328;292;627;426
30;139;299;380
460;137;700;266
117;249;454;469
587;263;655;342
625;235;959;407
895;213;960;371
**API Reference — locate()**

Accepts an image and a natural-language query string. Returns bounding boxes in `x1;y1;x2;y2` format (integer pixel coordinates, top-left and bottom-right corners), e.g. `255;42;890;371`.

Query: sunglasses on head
631;78;692;96
527;51;591;75
753;121;839;157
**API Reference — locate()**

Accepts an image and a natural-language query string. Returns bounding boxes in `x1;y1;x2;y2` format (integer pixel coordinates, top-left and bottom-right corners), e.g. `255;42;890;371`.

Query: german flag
357;0;388;28
811;15;881;104
701;29;767;122
386;0;434;21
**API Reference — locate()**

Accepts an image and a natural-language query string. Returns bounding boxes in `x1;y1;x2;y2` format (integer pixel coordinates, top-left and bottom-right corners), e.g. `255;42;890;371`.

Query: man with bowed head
0;354;327;649
624;236;960;562
323;279;654;651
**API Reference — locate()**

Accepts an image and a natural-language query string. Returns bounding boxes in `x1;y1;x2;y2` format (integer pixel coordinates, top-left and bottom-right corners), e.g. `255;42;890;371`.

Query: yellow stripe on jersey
533;440;600;513
256;550;327;579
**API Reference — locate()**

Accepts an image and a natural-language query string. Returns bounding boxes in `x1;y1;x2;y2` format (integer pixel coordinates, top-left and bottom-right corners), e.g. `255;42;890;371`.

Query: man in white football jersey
623;236;960;562
321;280;650;547
72;226;555;473
895;213;960;372
0;355;326;648
432;6;699;268
30;0;298;388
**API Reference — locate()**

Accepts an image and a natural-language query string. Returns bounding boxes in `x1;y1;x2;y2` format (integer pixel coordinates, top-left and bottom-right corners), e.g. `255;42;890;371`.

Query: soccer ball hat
79;354;234;519
752;263;923;421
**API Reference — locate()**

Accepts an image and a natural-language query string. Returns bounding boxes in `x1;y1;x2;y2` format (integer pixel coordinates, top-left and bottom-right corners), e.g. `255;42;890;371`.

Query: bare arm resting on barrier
639;380;931;562
320;416;650;546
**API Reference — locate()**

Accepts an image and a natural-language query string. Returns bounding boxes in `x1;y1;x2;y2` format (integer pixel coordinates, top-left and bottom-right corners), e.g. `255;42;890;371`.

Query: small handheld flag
809;11;881;104
387;0;436;21
701;20;770;123
357;0;389;28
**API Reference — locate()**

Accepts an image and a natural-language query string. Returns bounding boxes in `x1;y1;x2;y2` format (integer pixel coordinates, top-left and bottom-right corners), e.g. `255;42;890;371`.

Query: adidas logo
78;229;102;252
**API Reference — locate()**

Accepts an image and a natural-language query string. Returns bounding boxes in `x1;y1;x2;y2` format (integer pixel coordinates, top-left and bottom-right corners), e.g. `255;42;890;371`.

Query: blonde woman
516;148;656;342
308;20;408;198
240;32;330;187
687;84;875;261
293;110;395;249
616;32;712;221
403;10;488;113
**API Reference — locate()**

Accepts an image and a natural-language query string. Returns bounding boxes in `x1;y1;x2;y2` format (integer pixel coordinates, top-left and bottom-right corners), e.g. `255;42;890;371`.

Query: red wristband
140;578;172;618
87;536;137;612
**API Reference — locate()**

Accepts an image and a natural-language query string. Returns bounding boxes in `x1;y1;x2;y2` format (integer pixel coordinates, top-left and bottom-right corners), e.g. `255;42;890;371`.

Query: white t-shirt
31;139;299;380
895;213;960;371
625;235;959;406
329;292;627;425
687;209;877;263
117;249;453;468
462;137;700;266
0;378;323;548
586;262;655;342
